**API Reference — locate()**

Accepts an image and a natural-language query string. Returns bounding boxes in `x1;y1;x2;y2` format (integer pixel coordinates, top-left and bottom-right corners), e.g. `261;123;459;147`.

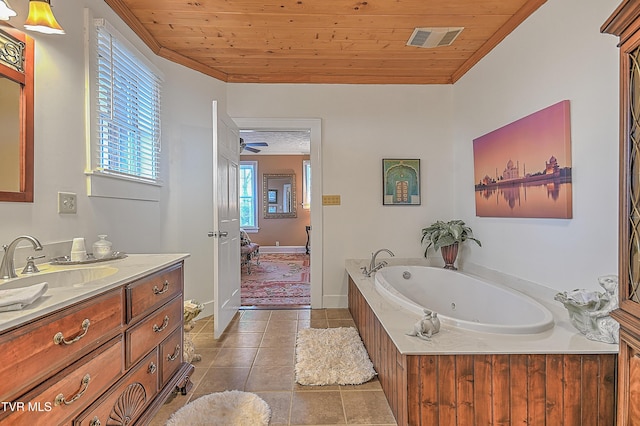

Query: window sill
86;171;161;201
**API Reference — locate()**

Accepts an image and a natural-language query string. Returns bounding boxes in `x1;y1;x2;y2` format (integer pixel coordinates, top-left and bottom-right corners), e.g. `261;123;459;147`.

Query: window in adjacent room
240;161;258;230
302;159;311;209
85;16;163;199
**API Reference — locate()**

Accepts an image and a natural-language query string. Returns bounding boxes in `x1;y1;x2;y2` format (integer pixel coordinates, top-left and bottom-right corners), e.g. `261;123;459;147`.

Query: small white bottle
92;235;112;259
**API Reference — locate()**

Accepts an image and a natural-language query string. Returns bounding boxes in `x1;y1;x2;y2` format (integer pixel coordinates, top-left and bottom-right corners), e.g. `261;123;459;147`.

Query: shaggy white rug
165;390;270;426
295;327;377;386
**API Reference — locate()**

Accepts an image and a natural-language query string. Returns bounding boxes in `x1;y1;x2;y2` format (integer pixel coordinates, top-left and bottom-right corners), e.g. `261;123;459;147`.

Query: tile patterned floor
150;308;397;425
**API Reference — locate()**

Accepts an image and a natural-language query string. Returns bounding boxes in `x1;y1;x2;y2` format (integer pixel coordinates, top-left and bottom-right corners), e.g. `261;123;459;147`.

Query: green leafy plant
421;220;481;257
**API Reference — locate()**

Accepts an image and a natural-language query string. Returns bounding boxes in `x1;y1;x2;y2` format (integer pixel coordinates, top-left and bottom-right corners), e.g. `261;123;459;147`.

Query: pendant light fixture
0;0;17;21
24;0;65;35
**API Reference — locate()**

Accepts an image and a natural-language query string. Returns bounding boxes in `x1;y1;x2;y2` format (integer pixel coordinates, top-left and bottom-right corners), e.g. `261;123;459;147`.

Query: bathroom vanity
0;254;192;425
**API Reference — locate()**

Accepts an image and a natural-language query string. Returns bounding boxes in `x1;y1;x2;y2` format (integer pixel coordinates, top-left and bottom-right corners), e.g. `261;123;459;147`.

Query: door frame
233;117;323;308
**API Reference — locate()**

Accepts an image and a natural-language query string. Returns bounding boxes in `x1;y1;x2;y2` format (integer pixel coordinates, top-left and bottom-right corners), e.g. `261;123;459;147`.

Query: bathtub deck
346;259;618;425
348;276;617;425
345;259;619;355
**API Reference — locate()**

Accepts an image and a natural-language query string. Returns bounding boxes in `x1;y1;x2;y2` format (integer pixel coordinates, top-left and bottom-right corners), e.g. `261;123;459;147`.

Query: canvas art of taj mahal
473;100;572;219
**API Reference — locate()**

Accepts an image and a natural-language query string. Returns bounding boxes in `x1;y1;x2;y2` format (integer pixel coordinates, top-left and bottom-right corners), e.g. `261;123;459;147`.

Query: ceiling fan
240;137;268;153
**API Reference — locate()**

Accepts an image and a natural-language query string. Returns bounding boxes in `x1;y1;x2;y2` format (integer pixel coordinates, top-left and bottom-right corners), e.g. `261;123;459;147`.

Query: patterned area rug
241;253;310;306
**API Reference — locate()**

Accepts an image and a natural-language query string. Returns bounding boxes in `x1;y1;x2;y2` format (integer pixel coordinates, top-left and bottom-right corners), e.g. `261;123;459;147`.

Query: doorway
234;118;322;309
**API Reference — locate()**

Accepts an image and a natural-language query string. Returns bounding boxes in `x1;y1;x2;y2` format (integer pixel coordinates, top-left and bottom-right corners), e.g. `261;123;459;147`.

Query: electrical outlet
58;192;77;214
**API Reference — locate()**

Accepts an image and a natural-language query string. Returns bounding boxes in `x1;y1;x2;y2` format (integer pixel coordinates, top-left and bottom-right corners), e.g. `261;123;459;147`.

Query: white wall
452;0;621;292
0;0;227;312
228;84;455;305
229;0;623;301
0;0;623;312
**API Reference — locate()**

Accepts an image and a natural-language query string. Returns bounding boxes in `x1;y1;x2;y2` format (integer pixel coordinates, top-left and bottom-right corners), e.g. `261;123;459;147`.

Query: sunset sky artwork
473;100;571;184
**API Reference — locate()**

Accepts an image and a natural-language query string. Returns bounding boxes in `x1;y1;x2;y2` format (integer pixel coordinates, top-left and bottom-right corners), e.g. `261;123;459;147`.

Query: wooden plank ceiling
104;0;546;84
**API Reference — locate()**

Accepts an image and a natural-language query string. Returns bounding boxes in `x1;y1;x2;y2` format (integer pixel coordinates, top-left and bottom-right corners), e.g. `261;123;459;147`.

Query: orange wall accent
242;154;310;247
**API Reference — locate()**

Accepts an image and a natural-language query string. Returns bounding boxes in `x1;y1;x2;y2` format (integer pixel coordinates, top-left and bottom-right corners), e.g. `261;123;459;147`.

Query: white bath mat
295;327;377;386
165;390;270;426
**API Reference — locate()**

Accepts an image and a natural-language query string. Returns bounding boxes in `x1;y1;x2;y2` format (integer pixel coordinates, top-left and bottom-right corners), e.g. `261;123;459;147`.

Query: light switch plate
58;192;77;214
322;195;341;205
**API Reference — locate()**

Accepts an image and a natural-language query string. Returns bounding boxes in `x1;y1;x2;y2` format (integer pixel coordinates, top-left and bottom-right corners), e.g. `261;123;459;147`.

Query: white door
211;101;241;339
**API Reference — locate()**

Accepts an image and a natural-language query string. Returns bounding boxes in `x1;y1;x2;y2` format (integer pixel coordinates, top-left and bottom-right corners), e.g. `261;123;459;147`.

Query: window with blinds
93;18;161;183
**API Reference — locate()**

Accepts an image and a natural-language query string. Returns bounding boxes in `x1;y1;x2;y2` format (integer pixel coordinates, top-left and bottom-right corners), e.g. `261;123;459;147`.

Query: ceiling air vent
407;27;464;48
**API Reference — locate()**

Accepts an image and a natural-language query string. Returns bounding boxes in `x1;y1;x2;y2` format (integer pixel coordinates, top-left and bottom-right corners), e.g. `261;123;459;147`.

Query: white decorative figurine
407;309;441;341
554;275;619;344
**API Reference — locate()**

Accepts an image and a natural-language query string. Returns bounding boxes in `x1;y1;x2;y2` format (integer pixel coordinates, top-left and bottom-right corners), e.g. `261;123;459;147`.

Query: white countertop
0;253;189;333
346;258;619;355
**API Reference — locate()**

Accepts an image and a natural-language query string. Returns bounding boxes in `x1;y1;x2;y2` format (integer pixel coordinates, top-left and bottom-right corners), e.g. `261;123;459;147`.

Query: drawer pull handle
148;362;157;374
153;315;170;333
53;319;90;345
54;374;90;406
90;416;101;426
168;344;181;362
153;280;170;295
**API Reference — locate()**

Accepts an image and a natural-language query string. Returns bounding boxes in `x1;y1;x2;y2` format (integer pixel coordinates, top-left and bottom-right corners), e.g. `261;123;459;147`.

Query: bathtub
374;265;554;334
347;260;617;424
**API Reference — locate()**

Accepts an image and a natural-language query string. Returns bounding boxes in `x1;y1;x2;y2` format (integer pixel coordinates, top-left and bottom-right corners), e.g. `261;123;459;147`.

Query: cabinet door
74;349;159;426
159;326;183;388
620;34;640;317
631;344;640;425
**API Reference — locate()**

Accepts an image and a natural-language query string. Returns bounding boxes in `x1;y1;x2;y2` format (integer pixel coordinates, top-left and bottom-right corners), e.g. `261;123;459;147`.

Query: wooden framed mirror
263;173;297;218
0;25;34;202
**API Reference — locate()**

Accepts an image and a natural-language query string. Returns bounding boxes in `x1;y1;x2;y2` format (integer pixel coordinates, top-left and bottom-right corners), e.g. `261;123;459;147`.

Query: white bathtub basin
374;265;554;334
0;266;119;290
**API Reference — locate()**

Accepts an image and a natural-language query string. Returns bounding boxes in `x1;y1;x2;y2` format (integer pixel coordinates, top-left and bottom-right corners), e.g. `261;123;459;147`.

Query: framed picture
267;189;277;203
473;100;572;218
382;159;421;205
268;205;277;213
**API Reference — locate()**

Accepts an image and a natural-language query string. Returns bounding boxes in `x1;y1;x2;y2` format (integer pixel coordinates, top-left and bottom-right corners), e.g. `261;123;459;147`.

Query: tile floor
150;308;397;425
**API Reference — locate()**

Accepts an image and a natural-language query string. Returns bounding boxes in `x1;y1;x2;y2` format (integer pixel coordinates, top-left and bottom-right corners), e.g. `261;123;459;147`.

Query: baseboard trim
323;294;348;308
199;300;214;320
260;245;307;254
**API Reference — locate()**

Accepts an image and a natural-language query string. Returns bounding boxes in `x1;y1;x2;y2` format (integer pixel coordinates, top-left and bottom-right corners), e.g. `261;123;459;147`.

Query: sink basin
0;266;119;290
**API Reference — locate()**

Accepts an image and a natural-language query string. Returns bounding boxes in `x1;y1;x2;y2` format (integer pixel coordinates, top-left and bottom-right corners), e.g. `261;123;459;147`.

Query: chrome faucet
0;235;43;279
362;248;395;277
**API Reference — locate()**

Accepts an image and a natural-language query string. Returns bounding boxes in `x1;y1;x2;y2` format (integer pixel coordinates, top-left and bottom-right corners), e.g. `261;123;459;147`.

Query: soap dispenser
92;235;112;259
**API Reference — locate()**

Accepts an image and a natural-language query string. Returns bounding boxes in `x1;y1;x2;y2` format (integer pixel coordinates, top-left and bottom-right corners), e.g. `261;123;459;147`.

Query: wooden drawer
126;263;183;323
126;296;182;368
0;289;123;401
160;326;183;388
1;336;123;426
74;348;159;426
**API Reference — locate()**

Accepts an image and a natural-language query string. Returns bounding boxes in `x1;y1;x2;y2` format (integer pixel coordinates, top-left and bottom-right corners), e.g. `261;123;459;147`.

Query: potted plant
421;220;481;270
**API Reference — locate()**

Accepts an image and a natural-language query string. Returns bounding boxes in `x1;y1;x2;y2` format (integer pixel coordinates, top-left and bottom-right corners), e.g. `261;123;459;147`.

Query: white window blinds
94;19;161;183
